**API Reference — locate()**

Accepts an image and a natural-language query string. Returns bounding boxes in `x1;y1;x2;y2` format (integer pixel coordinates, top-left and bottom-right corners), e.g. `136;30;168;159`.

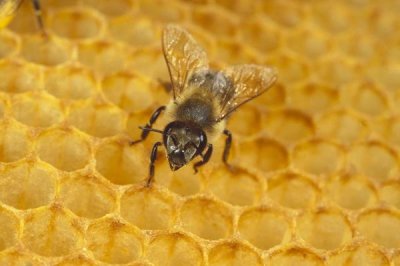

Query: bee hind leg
193;144;213;173
130;106;166;145
146;142;162;187
222;129;234;170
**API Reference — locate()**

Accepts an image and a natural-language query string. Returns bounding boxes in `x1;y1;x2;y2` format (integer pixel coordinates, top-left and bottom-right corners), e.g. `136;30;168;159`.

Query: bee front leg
31;0;47;36
130;106;166;145
193;144;213;173
146;142;162;187
222;129;233;170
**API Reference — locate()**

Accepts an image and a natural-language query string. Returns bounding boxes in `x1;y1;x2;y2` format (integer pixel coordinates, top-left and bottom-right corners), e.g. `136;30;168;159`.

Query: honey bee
0;0;45;33
131;24;277;186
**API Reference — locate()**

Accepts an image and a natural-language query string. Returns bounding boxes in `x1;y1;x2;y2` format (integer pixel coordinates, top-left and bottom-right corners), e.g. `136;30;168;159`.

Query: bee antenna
138;126;164;134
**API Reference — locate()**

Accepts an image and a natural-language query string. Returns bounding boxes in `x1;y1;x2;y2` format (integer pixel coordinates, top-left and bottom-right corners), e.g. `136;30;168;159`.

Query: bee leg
146;142;162;187
130;106;166;145
31;0;47;36
193;144;213;173
222;129;233;169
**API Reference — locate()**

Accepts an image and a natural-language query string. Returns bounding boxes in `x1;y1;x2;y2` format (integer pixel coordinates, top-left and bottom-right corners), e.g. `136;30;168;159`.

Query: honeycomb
0;0;400;265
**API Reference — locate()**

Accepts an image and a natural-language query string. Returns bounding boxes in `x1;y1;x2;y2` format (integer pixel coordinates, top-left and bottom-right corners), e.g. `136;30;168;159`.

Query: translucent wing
0;0;22;29
162;24;209;100
217;64;277;121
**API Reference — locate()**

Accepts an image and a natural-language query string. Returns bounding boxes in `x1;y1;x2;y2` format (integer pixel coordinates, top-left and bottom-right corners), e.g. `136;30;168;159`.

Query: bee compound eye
168;134;179;146
184;146;196;161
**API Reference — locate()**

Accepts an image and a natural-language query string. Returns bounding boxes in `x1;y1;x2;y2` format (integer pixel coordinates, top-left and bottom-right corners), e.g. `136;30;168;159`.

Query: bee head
163;121;207;171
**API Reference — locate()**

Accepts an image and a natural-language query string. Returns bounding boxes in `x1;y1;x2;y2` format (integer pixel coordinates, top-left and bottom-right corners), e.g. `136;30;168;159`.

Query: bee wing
162;24;209;100
217;64;277;121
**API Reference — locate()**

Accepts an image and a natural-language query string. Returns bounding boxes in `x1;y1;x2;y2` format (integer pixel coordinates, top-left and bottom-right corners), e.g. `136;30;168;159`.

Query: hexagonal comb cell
0;0;400;264
266;247;324;266
289;83;338;115
166;166;202;196
0;160;57;210
286;28;331;59
81;0;135;17
206;167;263;206
215;38;259;65
292;139;344;176
146;232;203;266
139;0;188;22
35;127;91;171
343;82;389;117
239;18;281;53
208;242;263;266
260;1;304;28
237;138;289;173
86;217;143;264
59;172;116;219
315;56;358;86
356;210;400;249
252;83;285;110
179;197;232;240
261;109;314;145
326;174;377;210
327;244;390;266
109;15;161;47
191;6;238;37
22;205;83;257
347;141;398;183
120;187;176;230
95;140;147;185
11;92;64;127
78;41;130;75
20;35;71;66
67;99;126;138
296;209;353;250
128;47;168;79
238;208;289;250
266;52;310;84
316;110;369;145
0;119;31;162
49;8;105;40
267;172;318;209
101;72;160;113
44;65;97;100
0;60;42;94
227;104;261;139
311;2;351;33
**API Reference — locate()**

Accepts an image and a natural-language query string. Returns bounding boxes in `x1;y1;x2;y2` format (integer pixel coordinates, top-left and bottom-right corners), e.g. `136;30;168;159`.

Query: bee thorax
175;97;216;129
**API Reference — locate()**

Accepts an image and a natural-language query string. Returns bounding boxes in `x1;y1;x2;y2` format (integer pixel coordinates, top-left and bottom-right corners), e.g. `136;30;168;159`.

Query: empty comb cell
0;0;398;264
